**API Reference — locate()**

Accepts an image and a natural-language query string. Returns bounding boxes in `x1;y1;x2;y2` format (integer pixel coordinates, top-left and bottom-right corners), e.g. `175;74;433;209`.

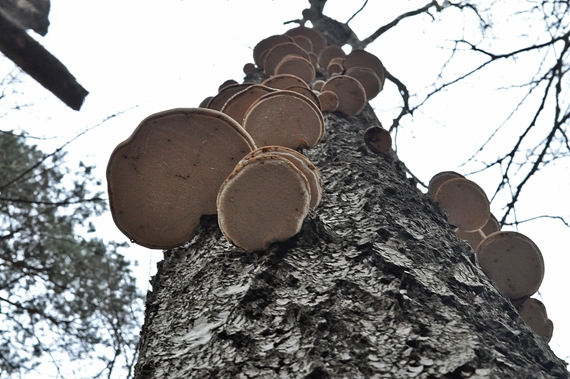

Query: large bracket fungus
107;108;256;249
108;26;390;254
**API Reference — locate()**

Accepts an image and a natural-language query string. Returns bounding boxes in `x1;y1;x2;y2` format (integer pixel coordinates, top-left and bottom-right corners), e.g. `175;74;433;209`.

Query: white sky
3;0;569;376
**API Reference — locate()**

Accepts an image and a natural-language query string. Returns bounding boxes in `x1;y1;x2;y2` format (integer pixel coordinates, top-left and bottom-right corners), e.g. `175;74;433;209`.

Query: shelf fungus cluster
429;171;553;342
108;26;402;253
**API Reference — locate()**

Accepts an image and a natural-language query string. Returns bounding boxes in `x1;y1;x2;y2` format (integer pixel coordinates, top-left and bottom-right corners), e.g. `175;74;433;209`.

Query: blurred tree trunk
133;9;569;379
133;101;568;378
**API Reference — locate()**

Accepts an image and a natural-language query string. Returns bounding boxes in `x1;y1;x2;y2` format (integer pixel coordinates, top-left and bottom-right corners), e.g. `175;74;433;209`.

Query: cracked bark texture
134;10;568;378
134;101;568;378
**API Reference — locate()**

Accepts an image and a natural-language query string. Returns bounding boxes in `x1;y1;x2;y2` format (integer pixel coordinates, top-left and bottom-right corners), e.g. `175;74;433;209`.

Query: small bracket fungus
274;54;316;84
427;171;465;201
455;228;486;250
327;57;345;75
107;108;256;249
217;154;311;252
285;26;327;55
363;126;392;154
220;84;275;126
291;34;313;52
435;177;490;232
321;75;367;116
284;85;320;109
243;90;325;149
346;67;382;100
318;45;347;71
263;42;311;76
318;90;340;112
312;79;325;92
343;49;386;90
262;73;310;90
207;83;253;111
243;146;323;209
482;213;500;235
476;231;545;300
253;34;294;68
517;298;554;342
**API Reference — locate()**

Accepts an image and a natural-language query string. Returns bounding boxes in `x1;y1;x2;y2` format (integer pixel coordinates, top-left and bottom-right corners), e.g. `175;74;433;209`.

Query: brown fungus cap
346;66;382;100
327;57;345;75
107;108;256;249
455;228;486;250
321;75;367;116
476;231;545;300
220;84;275;126
243;63;256;76
343;49;386;89
518;298;553;342
318;90;339;112
262;73;309;90
482;213;500;235
318;45;347;70
243;146;323;209
312;79;325;92
427;171;465;201
217;154;311;252
435;177;490;232
285;26;327;55
363;126;392;154
208;83;252;111
263;42;311;76
253;34;294;68
285;85;320;109
292;34;313;52
275;54;316;84
243;90;325;149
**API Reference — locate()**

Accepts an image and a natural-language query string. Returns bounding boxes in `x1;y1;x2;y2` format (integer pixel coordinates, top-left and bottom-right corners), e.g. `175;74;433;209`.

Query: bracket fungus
243;90;325;149
428;171;464;201
243;146;323;209
321;75;367;116
262;73;310;90
107;108;256;249
217;154;311;252
263;42;311;76
435;177;490;232
284;26;327;55
220;84;275;126
253;34;294;68
363;125;392;155
476;231;544;300
517;298;554;342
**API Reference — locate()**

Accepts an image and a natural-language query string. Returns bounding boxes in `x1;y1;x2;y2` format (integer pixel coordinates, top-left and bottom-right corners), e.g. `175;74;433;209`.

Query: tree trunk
133;14;568;379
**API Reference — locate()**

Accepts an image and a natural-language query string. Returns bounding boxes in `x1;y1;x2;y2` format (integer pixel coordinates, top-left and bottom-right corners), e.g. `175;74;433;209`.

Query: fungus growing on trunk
107;108;256;249
434;177;490;232
243;90;325;149
217;154;311;252
517;298;554;342
476;231;544;300
243;146;323;209
363;125;392;154
321;75;367;116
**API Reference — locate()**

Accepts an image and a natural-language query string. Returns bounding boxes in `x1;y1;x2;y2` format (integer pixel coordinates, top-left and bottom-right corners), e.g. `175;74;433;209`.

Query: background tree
133;1;570;377
0;70;143;378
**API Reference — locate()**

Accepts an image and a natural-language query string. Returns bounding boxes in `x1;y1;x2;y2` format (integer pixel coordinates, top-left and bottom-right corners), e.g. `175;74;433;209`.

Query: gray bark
134;101;568;378
134;10;569;379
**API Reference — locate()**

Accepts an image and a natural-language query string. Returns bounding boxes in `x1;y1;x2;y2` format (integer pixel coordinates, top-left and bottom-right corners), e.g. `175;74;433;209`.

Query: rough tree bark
133;9;569;379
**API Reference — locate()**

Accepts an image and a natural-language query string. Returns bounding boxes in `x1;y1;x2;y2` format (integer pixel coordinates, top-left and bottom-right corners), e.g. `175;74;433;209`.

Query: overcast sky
3;0;568;375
